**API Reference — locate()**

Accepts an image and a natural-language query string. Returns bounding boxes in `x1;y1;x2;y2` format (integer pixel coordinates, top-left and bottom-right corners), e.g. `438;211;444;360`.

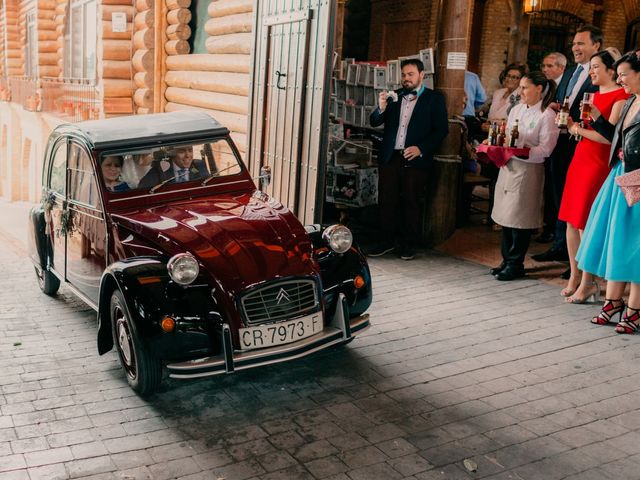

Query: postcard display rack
326;49;435;207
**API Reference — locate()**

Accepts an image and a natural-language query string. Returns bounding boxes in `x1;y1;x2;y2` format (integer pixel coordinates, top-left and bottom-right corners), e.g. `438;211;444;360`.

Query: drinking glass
581;92;595;122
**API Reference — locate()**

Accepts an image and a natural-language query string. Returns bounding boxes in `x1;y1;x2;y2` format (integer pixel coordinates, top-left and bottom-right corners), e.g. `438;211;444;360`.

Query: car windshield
100;138;243;194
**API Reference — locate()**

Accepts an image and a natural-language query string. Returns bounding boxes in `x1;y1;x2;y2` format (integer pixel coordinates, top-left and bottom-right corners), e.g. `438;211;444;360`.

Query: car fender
97;257;166;355
28;205;50;269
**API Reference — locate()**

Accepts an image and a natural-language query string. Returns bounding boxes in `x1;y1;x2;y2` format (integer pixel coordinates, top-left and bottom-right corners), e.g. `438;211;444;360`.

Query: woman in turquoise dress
577;51;640;333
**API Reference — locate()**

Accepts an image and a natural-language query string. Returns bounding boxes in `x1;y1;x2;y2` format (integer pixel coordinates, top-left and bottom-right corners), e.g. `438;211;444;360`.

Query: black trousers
501;227;534;269
378;151;427;247
549;134;578;252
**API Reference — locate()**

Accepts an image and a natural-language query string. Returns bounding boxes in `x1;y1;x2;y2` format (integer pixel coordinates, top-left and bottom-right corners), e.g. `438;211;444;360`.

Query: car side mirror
259;165;271;189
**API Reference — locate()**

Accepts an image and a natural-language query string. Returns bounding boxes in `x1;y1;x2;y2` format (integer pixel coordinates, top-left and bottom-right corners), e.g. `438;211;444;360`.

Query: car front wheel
110;289;162;396
34;265;60;296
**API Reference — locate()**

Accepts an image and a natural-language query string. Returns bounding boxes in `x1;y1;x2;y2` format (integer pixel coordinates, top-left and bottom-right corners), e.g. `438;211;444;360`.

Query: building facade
1;0;638;223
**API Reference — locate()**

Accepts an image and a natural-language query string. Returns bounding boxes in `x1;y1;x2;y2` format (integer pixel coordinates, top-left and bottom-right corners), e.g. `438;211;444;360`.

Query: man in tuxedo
367;59;448;260
532;25;602;267
139;146;209;189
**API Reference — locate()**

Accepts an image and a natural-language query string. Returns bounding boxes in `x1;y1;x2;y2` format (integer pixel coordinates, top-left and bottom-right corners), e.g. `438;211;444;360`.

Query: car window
48;142;67;195
68;143;100;208
105;138;243;193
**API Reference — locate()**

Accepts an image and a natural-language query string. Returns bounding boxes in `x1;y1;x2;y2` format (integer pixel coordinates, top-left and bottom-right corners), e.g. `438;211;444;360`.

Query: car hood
111;192;317;290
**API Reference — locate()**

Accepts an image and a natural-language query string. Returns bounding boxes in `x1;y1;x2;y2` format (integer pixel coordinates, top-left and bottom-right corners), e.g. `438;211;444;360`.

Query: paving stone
304;455;349;479
386;453;433;476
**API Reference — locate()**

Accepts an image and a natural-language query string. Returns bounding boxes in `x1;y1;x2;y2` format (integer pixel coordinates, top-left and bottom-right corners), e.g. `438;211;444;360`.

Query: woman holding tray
558;49;628;303
490;71;560;281
576;50;640;333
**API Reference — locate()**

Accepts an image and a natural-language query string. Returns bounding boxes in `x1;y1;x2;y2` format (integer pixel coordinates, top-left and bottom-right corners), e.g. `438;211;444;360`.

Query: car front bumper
166;293;370;379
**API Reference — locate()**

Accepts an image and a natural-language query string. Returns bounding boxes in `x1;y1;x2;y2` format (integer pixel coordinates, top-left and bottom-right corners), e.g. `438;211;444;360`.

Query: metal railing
41;77;100;122
8;76;39;111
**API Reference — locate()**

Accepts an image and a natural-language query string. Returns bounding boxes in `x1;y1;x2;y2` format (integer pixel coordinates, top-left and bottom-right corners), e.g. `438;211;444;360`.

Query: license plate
239;312;324;351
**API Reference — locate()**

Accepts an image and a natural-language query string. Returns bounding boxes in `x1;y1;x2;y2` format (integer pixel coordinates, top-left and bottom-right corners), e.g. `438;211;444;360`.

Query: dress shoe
490;263;505;275
399;246;416;261
495;265;525;281
531;249;569;262
560;268;571;280
535;232;554;243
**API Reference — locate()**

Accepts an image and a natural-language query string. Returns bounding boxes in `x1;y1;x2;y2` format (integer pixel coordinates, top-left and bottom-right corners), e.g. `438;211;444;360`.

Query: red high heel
615;307;640;334
591;298;624;325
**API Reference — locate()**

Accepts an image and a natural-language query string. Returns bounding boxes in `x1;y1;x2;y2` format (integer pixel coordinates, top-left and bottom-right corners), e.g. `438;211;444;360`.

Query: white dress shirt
568;62;590;107
394;92;419;149
507;101;560;164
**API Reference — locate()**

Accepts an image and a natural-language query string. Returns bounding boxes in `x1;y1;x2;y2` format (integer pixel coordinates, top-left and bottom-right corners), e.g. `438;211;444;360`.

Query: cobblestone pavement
1;228;640;480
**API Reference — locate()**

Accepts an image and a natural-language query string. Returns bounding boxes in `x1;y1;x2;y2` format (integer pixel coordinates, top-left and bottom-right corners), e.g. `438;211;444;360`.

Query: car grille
240;279;319;326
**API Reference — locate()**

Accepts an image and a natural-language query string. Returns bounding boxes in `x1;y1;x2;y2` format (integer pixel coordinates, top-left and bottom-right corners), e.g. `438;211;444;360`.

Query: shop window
189;0;208;54
64;0;97;79
25;10;38;77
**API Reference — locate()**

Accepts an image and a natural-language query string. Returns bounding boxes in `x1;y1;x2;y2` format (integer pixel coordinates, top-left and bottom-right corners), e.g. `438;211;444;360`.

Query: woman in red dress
559;49;629;302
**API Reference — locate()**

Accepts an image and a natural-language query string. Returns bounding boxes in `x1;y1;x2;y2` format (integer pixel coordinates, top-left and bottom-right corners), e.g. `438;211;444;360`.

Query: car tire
110;289;162;396
34;265;60;296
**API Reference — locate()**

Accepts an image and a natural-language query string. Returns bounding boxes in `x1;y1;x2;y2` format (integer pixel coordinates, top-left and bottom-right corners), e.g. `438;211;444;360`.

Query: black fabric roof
57;111;230;150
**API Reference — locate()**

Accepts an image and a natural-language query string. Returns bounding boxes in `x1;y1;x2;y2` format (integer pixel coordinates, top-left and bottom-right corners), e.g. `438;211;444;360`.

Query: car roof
55;111;230;150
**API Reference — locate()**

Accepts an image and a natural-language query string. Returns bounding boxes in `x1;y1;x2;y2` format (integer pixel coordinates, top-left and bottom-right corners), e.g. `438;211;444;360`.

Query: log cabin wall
53;0;65;75
132;0;153;113
18;0;34;76
163;0;252;157
100;0;135;116
37;0;58;77
0;3;6;78
4;0;20;75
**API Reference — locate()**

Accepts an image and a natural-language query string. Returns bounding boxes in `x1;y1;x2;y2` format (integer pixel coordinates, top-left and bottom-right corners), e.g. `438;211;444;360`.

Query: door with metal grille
249;1;334;224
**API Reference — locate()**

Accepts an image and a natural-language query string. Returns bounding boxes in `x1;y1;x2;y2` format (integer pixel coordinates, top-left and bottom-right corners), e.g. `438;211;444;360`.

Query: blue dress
576;159;640;282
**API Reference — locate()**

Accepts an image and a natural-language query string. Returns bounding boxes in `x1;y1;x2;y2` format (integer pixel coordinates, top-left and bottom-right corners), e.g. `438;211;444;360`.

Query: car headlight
322;224;353;254
167;253;199;285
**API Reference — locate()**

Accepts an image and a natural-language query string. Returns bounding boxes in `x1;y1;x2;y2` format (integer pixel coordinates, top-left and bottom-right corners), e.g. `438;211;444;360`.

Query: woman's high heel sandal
566;280;600;304
591;298;624;325
615;307;640;334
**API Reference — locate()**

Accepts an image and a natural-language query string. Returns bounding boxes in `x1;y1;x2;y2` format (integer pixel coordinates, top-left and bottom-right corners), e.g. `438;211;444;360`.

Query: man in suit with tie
532;25;602;267
139;145;209;189
367;59;448;260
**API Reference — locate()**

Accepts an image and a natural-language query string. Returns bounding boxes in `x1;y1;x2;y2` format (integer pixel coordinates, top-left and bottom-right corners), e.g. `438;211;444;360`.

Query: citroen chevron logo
275;288;291;305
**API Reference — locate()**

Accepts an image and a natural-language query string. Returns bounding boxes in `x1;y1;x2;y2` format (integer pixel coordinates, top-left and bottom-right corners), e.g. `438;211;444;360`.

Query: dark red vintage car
28;111;372;395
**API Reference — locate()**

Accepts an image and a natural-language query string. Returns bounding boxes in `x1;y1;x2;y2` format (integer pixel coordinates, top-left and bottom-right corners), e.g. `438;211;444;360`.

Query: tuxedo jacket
555;64;598;121
370;88;448;170
138;159;209;188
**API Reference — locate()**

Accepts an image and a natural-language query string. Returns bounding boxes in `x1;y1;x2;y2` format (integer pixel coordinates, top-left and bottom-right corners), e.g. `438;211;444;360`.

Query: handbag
615;167;640;207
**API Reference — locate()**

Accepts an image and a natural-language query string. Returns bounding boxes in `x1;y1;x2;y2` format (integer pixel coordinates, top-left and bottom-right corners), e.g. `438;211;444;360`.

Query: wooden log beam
135;0;153;11
39;65;59;77
132;49;154;71
208;0;253;18
134;9;154;29
166;53;251;73
165;87;248;114
102;20;133;39
166;0;190;9
102;5;135;21
103;78;134;97
101;59;133;78
166;8;190;25
38;41;59;53
165;39;189;55
134;71;153;88
104;97;134;114
165;70;249;96
39;52;58;65
102;39;132;61
40;28;59;40
165;102;248;133
133;87;153;107
204;12;252;36
133;27;154;49
166;23;190;40
38;0;57;10
205;32;252;55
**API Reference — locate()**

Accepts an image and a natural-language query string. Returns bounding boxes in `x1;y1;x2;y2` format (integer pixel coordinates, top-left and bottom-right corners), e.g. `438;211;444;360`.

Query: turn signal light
161;316;176;332
354;275;365;289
